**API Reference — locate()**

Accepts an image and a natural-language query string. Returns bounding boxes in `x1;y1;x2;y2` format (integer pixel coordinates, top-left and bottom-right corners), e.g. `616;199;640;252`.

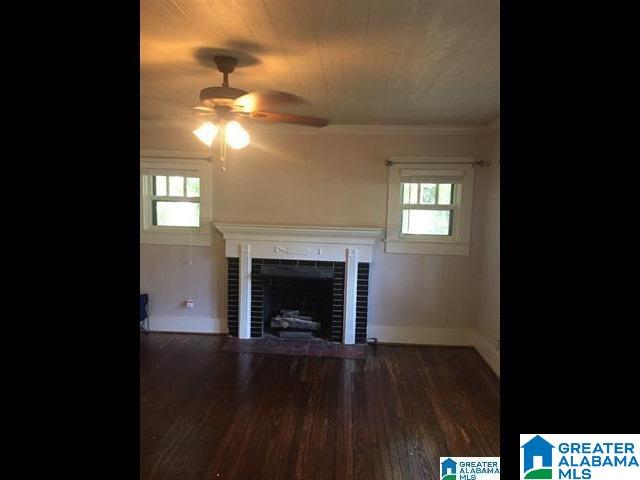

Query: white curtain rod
140;156;489;166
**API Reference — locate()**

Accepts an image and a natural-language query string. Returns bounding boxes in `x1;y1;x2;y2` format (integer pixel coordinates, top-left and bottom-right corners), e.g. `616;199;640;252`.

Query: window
385;157;475;255
401;182;456;235
140;154;212;246
151;174;200;227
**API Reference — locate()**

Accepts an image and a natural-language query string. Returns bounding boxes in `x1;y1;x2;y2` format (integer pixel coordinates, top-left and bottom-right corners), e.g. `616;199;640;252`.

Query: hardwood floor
140;333;499;480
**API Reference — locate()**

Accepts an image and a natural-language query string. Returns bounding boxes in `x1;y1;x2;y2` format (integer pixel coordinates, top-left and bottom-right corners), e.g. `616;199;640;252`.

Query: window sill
141;230;212;247
384;239;470;256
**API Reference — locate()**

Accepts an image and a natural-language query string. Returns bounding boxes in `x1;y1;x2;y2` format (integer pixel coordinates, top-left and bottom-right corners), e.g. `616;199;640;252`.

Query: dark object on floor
366;337;378;345
221;334;365;359
140;293;149;331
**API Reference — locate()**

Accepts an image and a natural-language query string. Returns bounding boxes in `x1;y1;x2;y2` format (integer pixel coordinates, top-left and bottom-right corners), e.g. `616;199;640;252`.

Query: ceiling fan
191;55;329;166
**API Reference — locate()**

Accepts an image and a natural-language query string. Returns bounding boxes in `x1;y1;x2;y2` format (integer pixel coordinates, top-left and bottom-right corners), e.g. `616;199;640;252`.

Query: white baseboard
367;325;475;346
146;318;499;376
471;331;500;377
368;325;500;377
148;316;228;334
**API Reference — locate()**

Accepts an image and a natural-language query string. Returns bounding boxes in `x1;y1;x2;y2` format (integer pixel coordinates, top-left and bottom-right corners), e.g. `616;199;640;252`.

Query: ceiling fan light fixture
192;122;219;147
189;56;326;158
225;120;250;149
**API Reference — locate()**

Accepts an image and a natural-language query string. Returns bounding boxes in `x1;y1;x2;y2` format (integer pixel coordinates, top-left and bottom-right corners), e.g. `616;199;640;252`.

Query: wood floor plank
141;334;499;480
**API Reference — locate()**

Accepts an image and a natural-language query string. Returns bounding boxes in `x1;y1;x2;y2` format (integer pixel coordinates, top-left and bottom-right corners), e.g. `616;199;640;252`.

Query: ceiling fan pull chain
220;127;227;172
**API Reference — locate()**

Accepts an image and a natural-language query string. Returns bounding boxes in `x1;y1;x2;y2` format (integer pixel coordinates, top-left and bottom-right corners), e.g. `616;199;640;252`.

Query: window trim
140;154;213;246
385;156;476;256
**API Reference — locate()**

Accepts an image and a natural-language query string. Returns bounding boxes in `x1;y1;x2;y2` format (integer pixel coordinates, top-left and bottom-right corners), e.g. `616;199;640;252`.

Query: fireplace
257;261;336;339
216;223;381;344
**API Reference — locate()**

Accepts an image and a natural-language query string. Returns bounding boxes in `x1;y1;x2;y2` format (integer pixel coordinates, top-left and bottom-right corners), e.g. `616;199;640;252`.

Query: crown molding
141;120;500;136
140;148;211;160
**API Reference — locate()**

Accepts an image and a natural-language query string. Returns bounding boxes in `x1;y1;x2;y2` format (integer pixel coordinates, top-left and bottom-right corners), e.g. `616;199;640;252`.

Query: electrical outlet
495;338;500;352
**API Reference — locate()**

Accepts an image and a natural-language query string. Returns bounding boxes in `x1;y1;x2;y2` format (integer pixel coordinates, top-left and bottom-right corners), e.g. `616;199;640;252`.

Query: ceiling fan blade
249;111;329;127
191;105;214;112
234;89;308;113
191;105;218;118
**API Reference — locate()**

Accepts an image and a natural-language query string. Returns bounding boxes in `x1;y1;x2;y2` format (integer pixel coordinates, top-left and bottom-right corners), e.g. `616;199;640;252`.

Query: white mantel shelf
214;223;382;343
214;223;382;242
214;223;382;263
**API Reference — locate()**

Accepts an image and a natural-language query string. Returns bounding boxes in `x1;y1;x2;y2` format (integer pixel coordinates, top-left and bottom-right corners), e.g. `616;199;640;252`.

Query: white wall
140;126;500;372
140;238;227;333
470;132;500;374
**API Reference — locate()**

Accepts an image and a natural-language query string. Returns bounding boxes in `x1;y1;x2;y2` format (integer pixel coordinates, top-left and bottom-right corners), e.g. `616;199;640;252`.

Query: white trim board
140;149;211;160
140;231;212;247
471;331;501;377
384;240;471;256
148;316;227;334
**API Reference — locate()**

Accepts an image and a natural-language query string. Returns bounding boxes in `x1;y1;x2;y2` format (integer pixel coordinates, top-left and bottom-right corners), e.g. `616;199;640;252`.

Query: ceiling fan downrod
214;55;238;88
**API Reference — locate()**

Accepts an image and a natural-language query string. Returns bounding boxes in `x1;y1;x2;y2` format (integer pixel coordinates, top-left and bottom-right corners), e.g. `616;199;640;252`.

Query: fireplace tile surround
231;258;349;341
215;223;381;345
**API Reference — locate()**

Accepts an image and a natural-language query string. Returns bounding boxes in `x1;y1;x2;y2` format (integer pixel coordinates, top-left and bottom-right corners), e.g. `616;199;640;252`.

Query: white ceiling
141;0;499;125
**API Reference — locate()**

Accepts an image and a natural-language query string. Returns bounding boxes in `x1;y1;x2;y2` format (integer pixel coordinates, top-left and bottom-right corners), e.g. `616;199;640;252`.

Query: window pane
402;183;409;203
154;201;199;227
168;176;184;196
154;176;166;196
402;183;419;204
419;183;437;204
401;209;452;235
186;177;200;198
437;183;454;205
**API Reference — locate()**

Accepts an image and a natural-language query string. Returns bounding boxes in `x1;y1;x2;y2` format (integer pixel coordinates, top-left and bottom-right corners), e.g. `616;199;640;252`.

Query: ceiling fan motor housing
199;86;248;107
213;55;238;74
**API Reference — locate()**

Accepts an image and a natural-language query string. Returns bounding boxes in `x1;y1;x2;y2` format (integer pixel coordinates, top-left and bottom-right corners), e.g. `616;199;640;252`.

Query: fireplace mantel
214;223;382;263
214;223;382;344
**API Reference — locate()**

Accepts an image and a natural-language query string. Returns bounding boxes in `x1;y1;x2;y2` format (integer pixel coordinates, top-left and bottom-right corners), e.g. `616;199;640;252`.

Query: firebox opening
262;275;334;340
